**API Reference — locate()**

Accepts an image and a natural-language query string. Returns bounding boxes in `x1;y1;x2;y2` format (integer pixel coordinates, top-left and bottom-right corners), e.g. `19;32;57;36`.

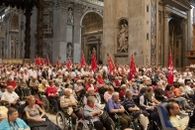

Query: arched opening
81;12;103;64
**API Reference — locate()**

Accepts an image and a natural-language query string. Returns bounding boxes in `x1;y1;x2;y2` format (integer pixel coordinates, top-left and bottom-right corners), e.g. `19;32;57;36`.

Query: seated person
145;87;160;105
60;88;78;125
104;86;114;103
37;79;48;93
29;77;39;95
24;95;60;130
45;80;59;113
0;107;30;130
0;85;6;98
0;106;8;122
167;102;189;130
1;85;19;106
139;87;155;111
84;96;114;130
107;92;131;129
122;90;149;130
83;88;103;109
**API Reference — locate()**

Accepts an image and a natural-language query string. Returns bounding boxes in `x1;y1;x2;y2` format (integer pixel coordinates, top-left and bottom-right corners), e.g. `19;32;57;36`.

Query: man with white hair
106;92;131;129
60;88;78;126
1;85;19;105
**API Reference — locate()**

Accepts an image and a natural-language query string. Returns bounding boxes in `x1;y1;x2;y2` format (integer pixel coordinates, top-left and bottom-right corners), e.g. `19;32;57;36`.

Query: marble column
163;11;170;66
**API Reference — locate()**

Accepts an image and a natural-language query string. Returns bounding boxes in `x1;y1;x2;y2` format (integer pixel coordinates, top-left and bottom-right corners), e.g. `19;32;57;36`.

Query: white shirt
1;91;19;104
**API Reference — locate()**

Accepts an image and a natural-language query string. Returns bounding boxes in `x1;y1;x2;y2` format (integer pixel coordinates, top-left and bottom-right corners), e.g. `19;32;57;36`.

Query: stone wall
103;0;193;67
103;0;151;66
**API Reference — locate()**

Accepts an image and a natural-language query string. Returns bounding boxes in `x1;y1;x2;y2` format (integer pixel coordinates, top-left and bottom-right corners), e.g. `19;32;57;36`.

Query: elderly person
104;86;114;102
84;96;114;130
24;95;60;130
167;102;189;130
45;80;59;113
0;107;30;130
122;90;149;130
1;85;19;106
107;92;131;129
84;96;104;129
60;88;78;125
29;77;39;95
74;79;85;99
83;87;103;108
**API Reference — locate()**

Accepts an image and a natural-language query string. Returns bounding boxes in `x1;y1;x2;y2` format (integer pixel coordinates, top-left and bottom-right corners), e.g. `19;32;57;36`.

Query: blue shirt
0;118;29;130
107;99;121;113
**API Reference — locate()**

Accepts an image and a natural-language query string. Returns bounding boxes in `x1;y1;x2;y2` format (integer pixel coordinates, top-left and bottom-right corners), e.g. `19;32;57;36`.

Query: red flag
66;58;72;70
129;55;136;80
45;56;50;65
80;51;86;68
91;52;97;72
35;57;41;65
107;54;115;74
40;58;44;65
167;51;174;85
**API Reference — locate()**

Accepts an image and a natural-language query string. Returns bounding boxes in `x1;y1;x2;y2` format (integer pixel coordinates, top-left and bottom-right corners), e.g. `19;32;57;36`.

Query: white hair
112;92;119;97
87;96;96;103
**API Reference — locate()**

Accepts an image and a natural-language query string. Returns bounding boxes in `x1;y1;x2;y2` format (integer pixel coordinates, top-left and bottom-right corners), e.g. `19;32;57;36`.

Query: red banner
167;51;174;85
80;51;86;68
91;52;97;72
129;55;136;80
107;54;115;74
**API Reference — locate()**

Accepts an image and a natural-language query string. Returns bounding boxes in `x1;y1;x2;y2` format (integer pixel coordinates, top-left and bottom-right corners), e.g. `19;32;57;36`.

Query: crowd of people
0;62;195;130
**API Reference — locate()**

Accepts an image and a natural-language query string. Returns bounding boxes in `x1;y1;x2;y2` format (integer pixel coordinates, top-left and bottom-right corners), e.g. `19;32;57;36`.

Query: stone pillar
128;0;150;66
103;0;116;63
163;11;170;66
24;8;32;58
36;0;44;57
182;19;188;67
73;5;82;63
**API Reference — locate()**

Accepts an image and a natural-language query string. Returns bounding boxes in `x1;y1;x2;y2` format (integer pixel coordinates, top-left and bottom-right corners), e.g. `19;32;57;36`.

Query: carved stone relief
67;7;74;25
117;19;128;53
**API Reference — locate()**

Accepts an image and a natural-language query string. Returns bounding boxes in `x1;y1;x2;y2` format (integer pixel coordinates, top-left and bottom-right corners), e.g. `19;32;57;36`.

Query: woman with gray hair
84;96;104;129
84;96;114;130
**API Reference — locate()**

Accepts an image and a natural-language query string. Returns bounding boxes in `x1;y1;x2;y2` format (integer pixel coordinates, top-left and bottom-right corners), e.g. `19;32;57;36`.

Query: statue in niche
66;42;73;59
117;19;128;53
67;7;73;25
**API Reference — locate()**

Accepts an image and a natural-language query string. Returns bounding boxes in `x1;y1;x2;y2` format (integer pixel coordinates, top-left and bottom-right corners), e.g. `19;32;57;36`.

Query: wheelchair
56;107;95;130
156;103;177;130
114;111;142;130
56;111;73;130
